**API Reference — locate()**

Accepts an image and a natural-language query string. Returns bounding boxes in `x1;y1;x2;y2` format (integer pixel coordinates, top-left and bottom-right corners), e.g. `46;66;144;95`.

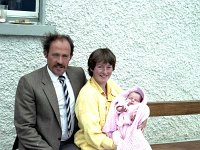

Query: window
0;0;39;22
0;0;55;36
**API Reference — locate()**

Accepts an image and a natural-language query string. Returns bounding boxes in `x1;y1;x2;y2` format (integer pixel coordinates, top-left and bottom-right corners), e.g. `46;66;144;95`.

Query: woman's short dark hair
42;32;74;56
88;48;116;77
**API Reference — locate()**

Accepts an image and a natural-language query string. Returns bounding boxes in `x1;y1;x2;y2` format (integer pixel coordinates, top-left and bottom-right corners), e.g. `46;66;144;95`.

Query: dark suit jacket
13;66;86;150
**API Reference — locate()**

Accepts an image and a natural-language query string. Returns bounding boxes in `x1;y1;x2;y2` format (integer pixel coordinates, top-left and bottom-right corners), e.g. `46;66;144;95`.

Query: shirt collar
47;66;67;82
90;77;113;101
90;77;104;94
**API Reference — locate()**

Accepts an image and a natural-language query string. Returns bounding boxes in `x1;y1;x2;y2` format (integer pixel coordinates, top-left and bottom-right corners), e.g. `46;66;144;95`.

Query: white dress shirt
47;67;75;141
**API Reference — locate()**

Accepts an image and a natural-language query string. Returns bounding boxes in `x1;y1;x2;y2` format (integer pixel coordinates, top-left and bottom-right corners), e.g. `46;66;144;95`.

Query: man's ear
44;51;47;58
69;55;73;60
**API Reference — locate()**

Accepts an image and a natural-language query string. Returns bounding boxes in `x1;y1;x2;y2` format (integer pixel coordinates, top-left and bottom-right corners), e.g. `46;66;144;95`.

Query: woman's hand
137;119;148;132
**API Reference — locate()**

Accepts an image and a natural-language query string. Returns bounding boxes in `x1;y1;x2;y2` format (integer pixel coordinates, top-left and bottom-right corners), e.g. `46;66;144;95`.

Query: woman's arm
75;90;115;149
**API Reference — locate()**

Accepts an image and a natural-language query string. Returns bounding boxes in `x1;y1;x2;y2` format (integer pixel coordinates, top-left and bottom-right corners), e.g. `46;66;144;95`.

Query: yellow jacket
75;77;122;150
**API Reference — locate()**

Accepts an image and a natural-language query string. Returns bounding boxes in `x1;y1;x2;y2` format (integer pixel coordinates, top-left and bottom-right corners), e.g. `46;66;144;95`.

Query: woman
75;48;147;149
75;48;122;149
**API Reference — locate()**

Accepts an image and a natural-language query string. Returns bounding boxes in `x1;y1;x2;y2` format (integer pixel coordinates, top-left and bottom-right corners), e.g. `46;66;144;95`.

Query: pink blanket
103;86;152;150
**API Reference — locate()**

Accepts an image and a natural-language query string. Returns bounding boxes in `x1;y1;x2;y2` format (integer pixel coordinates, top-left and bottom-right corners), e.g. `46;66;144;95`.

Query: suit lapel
41;67;61;126
66;67;78;99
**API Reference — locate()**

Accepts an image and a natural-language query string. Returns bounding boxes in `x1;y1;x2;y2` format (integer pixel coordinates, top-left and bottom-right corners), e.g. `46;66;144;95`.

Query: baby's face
126;92;142;105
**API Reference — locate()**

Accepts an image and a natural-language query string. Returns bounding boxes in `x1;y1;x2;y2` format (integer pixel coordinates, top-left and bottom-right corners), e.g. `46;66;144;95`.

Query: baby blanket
103;86;152;150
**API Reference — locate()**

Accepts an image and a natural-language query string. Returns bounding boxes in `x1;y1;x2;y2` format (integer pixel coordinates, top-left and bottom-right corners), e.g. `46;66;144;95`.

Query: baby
103;86;152;150
114;87;144;140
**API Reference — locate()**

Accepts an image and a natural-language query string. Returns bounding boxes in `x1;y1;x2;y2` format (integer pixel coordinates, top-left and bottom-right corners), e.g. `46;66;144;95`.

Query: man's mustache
55;64;65;68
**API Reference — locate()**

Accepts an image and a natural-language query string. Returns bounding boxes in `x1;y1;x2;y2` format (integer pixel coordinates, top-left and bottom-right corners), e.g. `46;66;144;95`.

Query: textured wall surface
0;0;200;149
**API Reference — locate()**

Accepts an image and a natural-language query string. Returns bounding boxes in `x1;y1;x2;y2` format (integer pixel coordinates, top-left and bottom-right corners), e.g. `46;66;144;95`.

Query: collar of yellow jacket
90;77;115;102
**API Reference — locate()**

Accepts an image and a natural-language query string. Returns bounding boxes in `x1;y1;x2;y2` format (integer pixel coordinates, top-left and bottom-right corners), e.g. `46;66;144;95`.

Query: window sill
0;22;55;36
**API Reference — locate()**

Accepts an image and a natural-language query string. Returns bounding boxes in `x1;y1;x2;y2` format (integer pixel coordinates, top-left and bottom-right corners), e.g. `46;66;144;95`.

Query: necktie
58;76;72;133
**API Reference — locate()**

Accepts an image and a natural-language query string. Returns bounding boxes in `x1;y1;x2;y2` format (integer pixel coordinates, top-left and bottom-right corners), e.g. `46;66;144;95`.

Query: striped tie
58;76;72;133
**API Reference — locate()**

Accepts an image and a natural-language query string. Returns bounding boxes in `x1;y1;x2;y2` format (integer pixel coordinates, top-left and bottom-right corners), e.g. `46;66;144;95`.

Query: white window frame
0;0;56;36
7;0;39;18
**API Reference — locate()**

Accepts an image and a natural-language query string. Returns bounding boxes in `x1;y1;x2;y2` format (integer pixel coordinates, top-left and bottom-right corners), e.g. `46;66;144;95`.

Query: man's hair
42;32;74;56
87;48;116;77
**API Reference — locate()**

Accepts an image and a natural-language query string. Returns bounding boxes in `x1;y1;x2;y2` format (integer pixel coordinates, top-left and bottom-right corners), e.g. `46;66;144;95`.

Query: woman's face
92;61;113;87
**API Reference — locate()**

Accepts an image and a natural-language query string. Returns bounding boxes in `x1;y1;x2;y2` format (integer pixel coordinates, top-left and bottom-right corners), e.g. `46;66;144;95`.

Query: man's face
45;39;71;76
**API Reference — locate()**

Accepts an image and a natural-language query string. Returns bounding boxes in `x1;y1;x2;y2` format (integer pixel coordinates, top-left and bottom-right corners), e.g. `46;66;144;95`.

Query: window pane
0;0;39;18
0;0;36;12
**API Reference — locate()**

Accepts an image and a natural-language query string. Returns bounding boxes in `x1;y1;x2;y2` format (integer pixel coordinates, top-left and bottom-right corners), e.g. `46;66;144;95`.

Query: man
13;33;87;150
